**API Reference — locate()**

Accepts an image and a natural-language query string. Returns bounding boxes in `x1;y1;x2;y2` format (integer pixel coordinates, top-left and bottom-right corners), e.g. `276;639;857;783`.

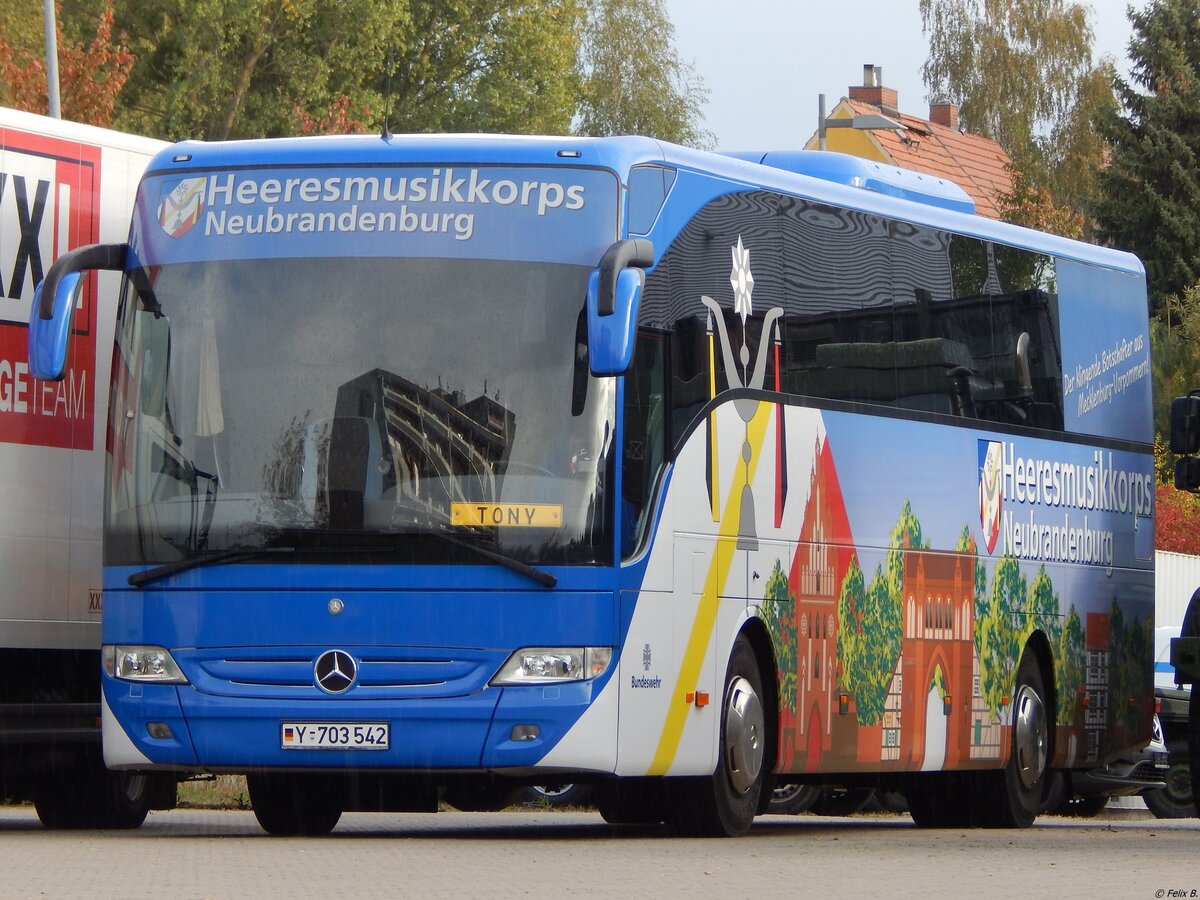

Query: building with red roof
804;65;1015;221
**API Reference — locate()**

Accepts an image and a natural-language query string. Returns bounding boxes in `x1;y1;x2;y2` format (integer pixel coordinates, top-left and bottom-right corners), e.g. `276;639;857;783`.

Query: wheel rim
532;784;573;799
724;675;764;794
1164;762;1192;805
772;783;805;803
120;773;147;804
1013;683;1048;790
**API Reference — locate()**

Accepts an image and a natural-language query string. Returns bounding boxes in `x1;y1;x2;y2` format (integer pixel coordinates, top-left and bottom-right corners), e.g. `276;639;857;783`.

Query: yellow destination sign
451;503;563;528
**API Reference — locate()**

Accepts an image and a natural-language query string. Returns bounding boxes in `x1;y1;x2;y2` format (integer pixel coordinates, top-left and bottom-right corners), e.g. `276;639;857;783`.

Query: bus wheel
595;778;666;824
34;762;151;830
670;636;765;837
766;782;820;815
104;772;155;829
809;786;876;817
521;783;594;809
980;652;1050;828
906;776;975;828
1189;685;1200;815
248;773;342;836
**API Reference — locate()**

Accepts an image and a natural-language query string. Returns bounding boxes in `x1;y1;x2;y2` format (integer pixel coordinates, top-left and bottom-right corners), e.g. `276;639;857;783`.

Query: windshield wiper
128;533;557;589
433;527;557;588
128;547;297;588
128;545;393;588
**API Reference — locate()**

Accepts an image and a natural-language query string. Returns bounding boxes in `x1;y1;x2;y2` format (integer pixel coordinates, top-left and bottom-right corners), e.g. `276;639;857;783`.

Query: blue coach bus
29;134;1154;836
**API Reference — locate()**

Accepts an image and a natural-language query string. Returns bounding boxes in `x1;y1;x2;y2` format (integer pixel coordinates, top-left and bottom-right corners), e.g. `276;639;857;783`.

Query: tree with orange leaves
0;2;132;127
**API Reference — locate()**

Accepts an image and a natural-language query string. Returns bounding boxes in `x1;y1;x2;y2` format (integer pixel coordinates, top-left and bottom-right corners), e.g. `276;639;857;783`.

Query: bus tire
669;636;765;837
595;778;666;824
1180;587;1200;814
766;782;821;815
103;772;155;829
905;775;975;828
520;783;594;809
979;651;1050;828
809;786;876;817
248;773;342;836
1189;686;1200;815
1143;749;1196;818
34;763;151;830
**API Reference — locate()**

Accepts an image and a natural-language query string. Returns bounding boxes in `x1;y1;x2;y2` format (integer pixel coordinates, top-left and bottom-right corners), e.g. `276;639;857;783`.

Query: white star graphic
730;237;754;324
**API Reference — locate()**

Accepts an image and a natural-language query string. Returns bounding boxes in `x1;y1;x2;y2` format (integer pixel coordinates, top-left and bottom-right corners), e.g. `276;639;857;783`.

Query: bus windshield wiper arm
128;546;300;588
129;534;556;589
434;528;557;588
128;544;394;588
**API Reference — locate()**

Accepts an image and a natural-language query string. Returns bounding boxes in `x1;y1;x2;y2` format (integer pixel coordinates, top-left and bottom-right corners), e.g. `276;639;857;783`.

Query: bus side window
622;329;667;558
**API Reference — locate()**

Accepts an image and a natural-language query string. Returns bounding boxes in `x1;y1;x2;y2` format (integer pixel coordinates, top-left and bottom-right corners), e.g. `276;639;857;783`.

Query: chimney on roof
930;101;960;131
848;64;898;115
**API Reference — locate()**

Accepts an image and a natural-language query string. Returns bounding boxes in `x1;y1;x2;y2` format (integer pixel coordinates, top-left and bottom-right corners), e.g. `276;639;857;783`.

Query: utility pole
44;0;62;118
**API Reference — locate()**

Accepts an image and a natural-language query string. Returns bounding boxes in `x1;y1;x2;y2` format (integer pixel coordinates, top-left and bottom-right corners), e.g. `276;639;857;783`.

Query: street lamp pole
819;94;827;151
44;0;61;119
817;93;904;150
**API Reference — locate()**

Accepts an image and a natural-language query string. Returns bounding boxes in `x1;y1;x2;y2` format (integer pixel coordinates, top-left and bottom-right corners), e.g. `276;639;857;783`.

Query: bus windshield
105;255;615;569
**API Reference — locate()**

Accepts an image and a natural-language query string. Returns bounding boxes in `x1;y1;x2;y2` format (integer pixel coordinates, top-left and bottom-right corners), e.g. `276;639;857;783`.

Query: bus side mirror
30;272;82;380
29;243;128;381
1171;394;1200;455
586;268;644;376
1177;457;1200;492
587;239;653;376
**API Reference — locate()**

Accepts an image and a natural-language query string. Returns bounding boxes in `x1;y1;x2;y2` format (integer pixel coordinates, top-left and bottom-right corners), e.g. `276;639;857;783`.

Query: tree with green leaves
12;0;709;147
106;0;582;141
919;0;1113;235
575;0;712;148
1093;0;1200;309
386;0;582;135
1152;285;1200;438
110;0;404;139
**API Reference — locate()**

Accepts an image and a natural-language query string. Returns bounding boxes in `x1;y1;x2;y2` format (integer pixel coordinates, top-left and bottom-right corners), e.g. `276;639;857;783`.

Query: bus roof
148;132;1145;278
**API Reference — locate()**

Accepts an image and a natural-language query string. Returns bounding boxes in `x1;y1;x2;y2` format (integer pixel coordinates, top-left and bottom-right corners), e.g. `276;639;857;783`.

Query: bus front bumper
101;675;610;773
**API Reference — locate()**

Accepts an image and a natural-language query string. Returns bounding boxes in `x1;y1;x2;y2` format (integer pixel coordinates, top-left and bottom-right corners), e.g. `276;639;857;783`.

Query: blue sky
662;1;1147;150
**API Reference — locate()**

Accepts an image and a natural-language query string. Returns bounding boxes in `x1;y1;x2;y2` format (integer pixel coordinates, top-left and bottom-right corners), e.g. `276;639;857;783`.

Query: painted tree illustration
955;523;988;635
886;501;925;604
836;554;867;712
1025;566;1063;647
836;503;915;726
976;554;1026;718
1109;600;1151;738
761;558;797;716
1056;607;1086;725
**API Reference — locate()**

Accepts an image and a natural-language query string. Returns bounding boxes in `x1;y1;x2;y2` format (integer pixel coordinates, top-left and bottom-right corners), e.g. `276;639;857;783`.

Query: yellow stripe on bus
647;401;772;776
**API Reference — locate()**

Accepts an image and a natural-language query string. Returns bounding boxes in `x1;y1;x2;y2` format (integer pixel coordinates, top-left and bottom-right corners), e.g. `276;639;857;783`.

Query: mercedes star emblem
314;649;357;694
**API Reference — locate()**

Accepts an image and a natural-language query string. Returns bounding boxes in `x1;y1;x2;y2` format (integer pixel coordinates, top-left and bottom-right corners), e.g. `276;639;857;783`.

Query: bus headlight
491;647;612;685
103;645;189;684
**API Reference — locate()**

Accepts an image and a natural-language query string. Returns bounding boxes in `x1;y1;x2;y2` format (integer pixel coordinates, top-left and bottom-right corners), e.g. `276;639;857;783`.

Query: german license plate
281;722;389;750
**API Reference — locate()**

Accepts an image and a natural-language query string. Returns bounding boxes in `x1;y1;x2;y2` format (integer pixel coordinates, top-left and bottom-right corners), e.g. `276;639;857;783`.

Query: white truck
0;107;173;826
